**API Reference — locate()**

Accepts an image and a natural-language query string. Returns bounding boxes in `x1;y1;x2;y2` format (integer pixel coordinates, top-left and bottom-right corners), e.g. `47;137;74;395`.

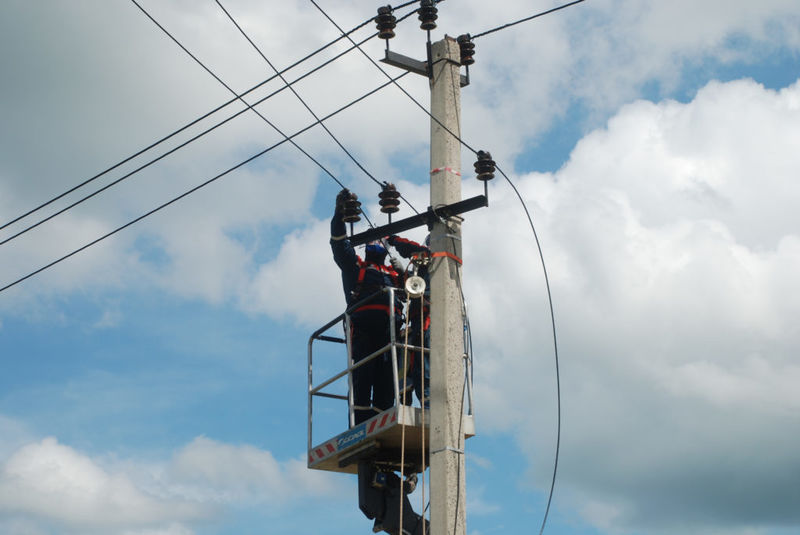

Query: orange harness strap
431;251;463;265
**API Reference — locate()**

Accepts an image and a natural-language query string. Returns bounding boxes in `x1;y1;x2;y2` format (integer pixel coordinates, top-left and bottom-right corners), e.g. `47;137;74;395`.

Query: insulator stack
457;34;475;66
375;6;397;40
418;0;438;31
474;151;496;181
342;192;362;223
378;183;401;214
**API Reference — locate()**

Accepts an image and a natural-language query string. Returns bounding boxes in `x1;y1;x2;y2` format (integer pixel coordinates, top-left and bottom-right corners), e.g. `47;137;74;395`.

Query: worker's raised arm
387;235;429;259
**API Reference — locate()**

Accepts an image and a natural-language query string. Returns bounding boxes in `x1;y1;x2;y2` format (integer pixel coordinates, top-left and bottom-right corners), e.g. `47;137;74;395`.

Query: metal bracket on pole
348;195;487;246
380;50;469;87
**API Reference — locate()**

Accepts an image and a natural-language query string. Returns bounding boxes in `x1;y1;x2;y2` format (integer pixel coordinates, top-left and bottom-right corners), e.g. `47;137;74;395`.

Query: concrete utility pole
428;36;466;535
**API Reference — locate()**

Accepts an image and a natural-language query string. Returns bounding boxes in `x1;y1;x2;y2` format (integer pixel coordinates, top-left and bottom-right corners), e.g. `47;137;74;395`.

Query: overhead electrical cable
0;18;388;247
309;0;481;158
214;0;421;216
131;0;348;197
0;72;409;294
471;0;586;39
313;0;585;160
0;4;384;235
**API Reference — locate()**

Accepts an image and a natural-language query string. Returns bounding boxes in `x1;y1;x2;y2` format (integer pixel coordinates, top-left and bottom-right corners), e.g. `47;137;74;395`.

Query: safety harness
351;258;401;315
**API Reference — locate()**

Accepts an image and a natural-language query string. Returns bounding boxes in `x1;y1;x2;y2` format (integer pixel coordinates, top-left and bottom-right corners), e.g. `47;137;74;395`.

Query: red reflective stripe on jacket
356;259;400;287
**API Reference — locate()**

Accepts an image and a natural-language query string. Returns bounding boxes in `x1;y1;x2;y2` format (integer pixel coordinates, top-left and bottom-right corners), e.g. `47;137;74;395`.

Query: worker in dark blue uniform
387;234;431;407
330;189;404;425
332;190;428;535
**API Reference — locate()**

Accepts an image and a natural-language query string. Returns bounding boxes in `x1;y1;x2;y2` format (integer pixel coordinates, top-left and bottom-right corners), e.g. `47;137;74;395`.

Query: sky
1;1;799;534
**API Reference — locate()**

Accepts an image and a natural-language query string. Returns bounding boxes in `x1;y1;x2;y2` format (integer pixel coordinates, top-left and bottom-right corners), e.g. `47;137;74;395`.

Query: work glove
390;256;404;273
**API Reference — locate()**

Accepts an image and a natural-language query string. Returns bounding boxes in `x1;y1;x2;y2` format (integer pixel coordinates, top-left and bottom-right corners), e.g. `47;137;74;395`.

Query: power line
1;17;384;247
214;0;421;216
309;0;480;160
131;0;346;189
0;72;409;294
471;0;586;40
0;2;382;235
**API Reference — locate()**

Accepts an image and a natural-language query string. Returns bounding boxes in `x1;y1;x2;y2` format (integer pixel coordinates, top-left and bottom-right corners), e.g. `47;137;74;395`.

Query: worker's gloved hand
335;188;350;213
390;256;404;273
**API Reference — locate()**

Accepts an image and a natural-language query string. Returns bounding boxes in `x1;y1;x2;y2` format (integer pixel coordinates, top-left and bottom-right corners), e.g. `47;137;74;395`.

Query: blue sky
1;1;799;535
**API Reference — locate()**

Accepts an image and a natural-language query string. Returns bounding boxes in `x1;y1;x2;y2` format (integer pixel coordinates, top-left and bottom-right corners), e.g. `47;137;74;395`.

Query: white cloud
0;438;204;534
0;435;345;535
465;77;800;532
243;219;343;326
163;436;342;505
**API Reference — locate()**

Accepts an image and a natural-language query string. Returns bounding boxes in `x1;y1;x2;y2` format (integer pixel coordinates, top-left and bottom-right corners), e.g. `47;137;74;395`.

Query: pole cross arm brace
349;195;487;246
381;50;469;87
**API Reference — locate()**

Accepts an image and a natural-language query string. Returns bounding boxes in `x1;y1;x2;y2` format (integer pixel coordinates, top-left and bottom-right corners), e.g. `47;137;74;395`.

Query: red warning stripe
430;167;461;176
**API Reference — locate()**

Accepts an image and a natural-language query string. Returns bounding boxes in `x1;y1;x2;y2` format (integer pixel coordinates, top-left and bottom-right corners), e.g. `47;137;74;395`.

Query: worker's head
365;240;387;263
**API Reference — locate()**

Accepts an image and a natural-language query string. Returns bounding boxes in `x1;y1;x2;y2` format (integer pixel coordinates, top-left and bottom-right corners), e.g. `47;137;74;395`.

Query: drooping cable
214;0;421;216
471;0;586;40
493;165;561;535
0;4;383;234
0;72;409;294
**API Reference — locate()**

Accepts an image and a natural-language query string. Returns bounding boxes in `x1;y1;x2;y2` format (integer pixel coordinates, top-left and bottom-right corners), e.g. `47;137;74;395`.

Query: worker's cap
365;240;387;256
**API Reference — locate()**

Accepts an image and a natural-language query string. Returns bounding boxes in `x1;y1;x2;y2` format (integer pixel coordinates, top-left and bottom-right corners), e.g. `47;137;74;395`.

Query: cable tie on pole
431;446;463;455
431;251;462;265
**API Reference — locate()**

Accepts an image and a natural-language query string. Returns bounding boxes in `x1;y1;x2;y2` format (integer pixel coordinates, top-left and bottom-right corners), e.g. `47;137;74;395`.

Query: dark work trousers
351;313;395;425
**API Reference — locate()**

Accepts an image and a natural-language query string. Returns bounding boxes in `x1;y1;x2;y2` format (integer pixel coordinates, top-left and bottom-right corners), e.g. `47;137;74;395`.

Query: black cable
492;165;560;535
0;21;384;247
472;0;586;40
132;0;346;199
214;0;420;216
0;2;380;235
310;0;427;213
0;72;408;294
